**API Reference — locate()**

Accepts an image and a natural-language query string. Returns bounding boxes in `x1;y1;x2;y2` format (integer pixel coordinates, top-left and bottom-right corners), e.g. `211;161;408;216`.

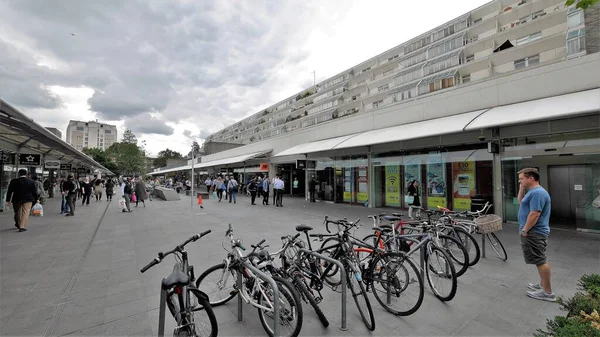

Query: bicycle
140;231;218;337
195;224;303;337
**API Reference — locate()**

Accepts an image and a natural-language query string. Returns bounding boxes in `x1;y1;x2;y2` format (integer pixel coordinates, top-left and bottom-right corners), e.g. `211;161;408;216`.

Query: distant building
66;120;117;151
45;127;62;139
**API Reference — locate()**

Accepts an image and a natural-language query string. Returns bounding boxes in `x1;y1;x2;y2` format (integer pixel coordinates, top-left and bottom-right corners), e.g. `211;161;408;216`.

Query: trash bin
471;194;494;214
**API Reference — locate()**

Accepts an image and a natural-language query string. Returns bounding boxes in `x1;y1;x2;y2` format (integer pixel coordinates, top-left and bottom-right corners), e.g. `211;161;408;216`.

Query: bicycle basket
475;214;503;233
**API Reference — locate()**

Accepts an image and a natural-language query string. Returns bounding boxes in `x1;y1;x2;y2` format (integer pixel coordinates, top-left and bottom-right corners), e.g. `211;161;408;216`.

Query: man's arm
518;185;526;204
6;180;15;203
522;211;541;235
521;193;543;235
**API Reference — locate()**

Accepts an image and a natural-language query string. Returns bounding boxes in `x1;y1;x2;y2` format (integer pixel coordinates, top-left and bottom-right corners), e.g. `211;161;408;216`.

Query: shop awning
334;109;488;150
464;89;600;131
273;134;360;157
196;150;270;168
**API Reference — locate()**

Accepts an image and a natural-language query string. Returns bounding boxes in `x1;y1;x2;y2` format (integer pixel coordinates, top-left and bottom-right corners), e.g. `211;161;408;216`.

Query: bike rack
297;248;348;331
481;233;487;258
158;288;167;337
237;261;281;337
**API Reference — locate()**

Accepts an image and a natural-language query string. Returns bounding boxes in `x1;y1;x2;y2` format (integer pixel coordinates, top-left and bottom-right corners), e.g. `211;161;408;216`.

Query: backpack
69;180;78;194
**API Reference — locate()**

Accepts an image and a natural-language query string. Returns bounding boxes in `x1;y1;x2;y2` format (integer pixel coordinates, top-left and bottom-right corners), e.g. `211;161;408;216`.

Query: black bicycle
141;231;218;337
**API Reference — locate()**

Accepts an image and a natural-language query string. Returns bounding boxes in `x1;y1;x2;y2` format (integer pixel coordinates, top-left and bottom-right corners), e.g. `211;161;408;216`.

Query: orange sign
260;163;270;171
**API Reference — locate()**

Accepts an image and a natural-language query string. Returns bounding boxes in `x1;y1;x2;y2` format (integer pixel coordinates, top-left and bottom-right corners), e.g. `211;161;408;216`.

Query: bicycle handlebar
140;230;212;273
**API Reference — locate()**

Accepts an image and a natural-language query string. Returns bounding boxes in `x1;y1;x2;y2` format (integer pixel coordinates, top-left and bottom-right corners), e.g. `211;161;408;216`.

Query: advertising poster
343;169;353;202
452;161;476;211
404;164;421;206
357;165;369;203
385;165;401;206
427;156;447;208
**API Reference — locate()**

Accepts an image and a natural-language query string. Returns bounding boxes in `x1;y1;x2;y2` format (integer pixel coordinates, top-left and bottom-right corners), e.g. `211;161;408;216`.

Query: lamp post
191;144;195;208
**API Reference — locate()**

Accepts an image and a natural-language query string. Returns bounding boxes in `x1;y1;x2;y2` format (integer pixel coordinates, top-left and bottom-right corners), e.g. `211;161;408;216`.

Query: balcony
498;0;562;26
490;29;565;66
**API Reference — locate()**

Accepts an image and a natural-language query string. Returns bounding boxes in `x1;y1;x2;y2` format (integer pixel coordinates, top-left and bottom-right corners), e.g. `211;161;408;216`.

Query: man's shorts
521;232;548;265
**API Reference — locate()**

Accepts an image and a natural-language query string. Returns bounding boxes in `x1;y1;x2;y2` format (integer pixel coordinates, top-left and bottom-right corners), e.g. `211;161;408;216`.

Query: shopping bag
32;203;44;217
212;191;217;199
404;195;414;205
119;198;126;210
132;193;137;203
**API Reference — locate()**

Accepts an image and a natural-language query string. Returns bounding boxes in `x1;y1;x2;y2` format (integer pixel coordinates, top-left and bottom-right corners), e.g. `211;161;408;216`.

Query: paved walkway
1;192;598;336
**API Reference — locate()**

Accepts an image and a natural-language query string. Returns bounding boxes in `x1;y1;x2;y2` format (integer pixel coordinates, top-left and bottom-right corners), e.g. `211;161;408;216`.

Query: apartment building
66;120;118;151
156;0;600;232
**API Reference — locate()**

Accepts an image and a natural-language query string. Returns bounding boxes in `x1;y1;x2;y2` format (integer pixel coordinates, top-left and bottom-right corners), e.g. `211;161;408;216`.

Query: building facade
66;120;117;151
45;127;62;139
153;0;600;232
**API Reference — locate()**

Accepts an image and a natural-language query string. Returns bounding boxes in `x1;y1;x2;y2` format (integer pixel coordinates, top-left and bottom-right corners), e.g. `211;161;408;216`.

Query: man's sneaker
526;289;556;302
527;283;543;291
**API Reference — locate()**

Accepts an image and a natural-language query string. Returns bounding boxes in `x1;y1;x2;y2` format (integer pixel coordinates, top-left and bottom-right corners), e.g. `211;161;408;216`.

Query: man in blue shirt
517;168;554;302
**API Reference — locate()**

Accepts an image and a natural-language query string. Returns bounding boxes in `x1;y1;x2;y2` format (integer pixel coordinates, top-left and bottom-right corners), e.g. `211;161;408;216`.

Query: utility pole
311;71;316;88
191;143;195;209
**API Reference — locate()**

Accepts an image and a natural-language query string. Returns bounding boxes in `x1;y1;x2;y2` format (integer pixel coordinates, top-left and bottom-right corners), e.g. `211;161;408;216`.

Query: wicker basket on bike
475;214;503;233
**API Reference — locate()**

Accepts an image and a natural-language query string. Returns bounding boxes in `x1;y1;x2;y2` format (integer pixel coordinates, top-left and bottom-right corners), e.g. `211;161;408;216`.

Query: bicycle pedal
230;289;239;296
314;296;322;304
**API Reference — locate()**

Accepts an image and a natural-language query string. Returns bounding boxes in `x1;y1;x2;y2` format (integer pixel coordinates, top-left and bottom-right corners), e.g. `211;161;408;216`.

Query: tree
82;147;119;175
153;148;184;168
122;129;138;144
106;142;145;176
186;141;202;159
566;0;599;9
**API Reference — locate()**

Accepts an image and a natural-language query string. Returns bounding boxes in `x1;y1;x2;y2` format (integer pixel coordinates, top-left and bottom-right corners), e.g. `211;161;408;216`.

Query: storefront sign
60;164;72;171
427;156;447;208
0;153;15;164
260;163;270;171
452;161;476;211
296;160;306;169
404;164;421;207
18;154;41;165
44;160;60;169
385;165;401;207
343;169;352;202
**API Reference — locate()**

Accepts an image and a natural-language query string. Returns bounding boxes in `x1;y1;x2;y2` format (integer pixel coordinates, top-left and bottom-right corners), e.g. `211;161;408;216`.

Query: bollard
481;233;486;258
158;288;167;337
237;272;243;323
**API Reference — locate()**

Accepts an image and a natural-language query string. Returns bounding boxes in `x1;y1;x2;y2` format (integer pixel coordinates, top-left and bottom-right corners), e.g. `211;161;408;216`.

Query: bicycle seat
383;215;401;222
377;213;387;217
295;224;313;232
392;213;404;217
161;264;189;290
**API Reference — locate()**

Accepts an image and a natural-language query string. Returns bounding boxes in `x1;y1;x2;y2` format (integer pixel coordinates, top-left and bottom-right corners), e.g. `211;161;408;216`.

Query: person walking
105;178;115;201
121;178;133;212
62;174;78;217
272;176;277;205
248;177;258;205
228;176;238;203
309;176;317;202
80;177;92;206
6;169;38;232
517;168;555;302
32;175;45;205
215;176;224;202
407;180;422;219
292;177;299;197
205;177;212;193
274;175;284;207
262;176;270;205
93;178;103;201
60;178;70;214
134;178;147;207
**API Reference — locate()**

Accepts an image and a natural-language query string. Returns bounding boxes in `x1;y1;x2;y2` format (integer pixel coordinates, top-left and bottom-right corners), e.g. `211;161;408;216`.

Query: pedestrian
205;177;212;193
292;177;299;197
272;176;277;205
228;176;238;203
80;177;92;205
94;178;103;201
62;174;78;217
121;178;133;212
309;176;317;202
262;176;270;205
248;177;258;205
134;178;147;207
257;176;263;198
32;175;45;205
517;168;555;302
274;174;284;207
105;178;115;201
6;169;38;232
407;180;422;219
60;179;70;214
216;176;224;202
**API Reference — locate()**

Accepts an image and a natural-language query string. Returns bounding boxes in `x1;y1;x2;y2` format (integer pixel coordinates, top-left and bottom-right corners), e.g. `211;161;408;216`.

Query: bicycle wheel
258;275;303;337
186;288;218;337
452;227;480;266
318;237;342;287
346;266;375;331
486;233;508;261
292;274;329;327
195;263;237;306
369;252;424;316
438;234;469;277
425;245;457;302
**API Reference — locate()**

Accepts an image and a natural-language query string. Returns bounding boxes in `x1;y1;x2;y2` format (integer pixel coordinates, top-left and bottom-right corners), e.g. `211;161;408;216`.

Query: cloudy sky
0;0;489;156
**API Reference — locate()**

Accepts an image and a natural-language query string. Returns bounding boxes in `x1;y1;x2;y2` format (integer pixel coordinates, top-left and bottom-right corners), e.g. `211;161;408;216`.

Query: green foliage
106;142;144;176
153;148;184;168
121;129;138;144
566;0;600;9
82;147;118;175
536;273;600;337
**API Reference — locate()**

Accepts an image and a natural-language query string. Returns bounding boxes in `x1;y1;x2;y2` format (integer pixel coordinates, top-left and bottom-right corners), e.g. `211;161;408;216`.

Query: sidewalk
1;192;598;336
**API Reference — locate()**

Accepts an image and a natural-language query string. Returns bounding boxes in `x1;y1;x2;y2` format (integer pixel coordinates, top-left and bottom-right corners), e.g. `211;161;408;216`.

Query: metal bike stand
297;248;348;331
420;245;426;281
481;233;486;258
158;288;167;337
238;261;281;337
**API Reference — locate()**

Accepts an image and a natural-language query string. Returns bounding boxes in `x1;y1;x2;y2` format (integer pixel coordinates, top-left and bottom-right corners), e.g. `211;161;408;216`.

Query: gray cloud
124;114;174;136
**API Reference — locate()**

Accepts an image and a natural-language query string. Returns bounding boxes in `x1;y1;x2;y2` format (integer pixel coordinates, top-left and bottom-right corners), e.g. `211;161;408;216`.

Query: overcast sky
0;0;490;156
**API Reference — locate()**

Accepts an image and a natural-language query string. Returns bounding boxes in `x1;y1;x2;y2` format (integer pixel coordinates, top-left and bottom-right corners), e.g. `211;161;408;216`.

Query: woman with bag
407;180;422;219
105;178;115;201
134;178;147;207
93;178;103;201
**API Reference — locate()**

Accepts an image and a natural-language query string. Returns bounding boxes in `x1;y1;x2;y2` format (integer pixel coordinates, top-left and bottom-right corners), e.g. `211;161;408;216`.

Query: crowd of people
203;174;286;207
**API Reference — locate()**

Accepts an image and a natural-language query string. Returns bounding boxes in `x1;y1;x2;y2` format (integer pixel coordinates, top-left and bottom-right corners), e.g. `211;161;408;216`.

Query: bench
154;187;181;201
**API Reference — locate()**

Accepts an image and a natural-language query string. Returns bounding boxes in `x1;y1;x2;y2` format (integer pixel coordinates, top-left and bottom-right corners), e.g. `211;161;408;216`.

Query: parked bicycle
140;231;218;337
195;224;303;337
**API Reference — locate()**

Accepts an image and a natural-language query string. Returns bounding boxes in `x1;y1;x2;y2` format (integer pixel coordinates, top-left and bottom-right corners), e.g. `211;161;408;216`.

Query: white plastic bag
32;203;44;217
119;198;126;210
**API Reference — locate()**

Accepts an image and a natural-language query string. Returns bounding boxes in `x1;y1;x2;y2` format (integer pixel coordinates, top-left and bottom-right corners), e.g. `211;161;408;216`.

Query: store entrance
548;165;593;221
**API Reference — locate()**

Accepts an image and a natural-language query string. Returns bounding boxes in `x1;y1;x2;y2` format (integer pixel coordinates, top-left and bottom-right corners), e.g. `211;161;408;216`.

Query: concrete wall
200;53;600;163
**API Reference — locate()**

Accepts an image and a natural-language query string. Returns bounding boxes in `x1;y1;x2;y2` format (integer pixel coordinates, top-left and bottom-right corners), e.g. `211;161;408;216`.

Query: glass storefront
373;148;493;210
308;156;369;205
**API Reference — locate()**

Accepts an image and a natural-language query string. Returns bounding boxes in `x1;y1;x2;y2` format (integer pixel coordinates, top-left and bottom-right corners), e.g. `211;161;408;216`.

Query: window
372;100;384;109
76;126;84;131
462;75;470;84
383;69;395;77
427;36;464;58
514;54;540;69
387;55;399;61
378;84;389;92
567;30;586;55
473;18;482;25
532;10;545;20
516;32;542;46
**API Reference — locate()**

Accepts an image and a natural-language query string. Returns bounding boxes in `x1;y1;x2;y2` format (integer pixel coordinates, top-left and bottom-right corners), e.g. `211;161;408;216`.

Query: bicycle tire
487;233;508;261
452;227;480;266
186;287;218;337
195;263;237;307
425;245;457;302
258;275;303;337
292;274;329;327
346;267;375;331
369;252;424;316
318;237;342;287
438;234;469;277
